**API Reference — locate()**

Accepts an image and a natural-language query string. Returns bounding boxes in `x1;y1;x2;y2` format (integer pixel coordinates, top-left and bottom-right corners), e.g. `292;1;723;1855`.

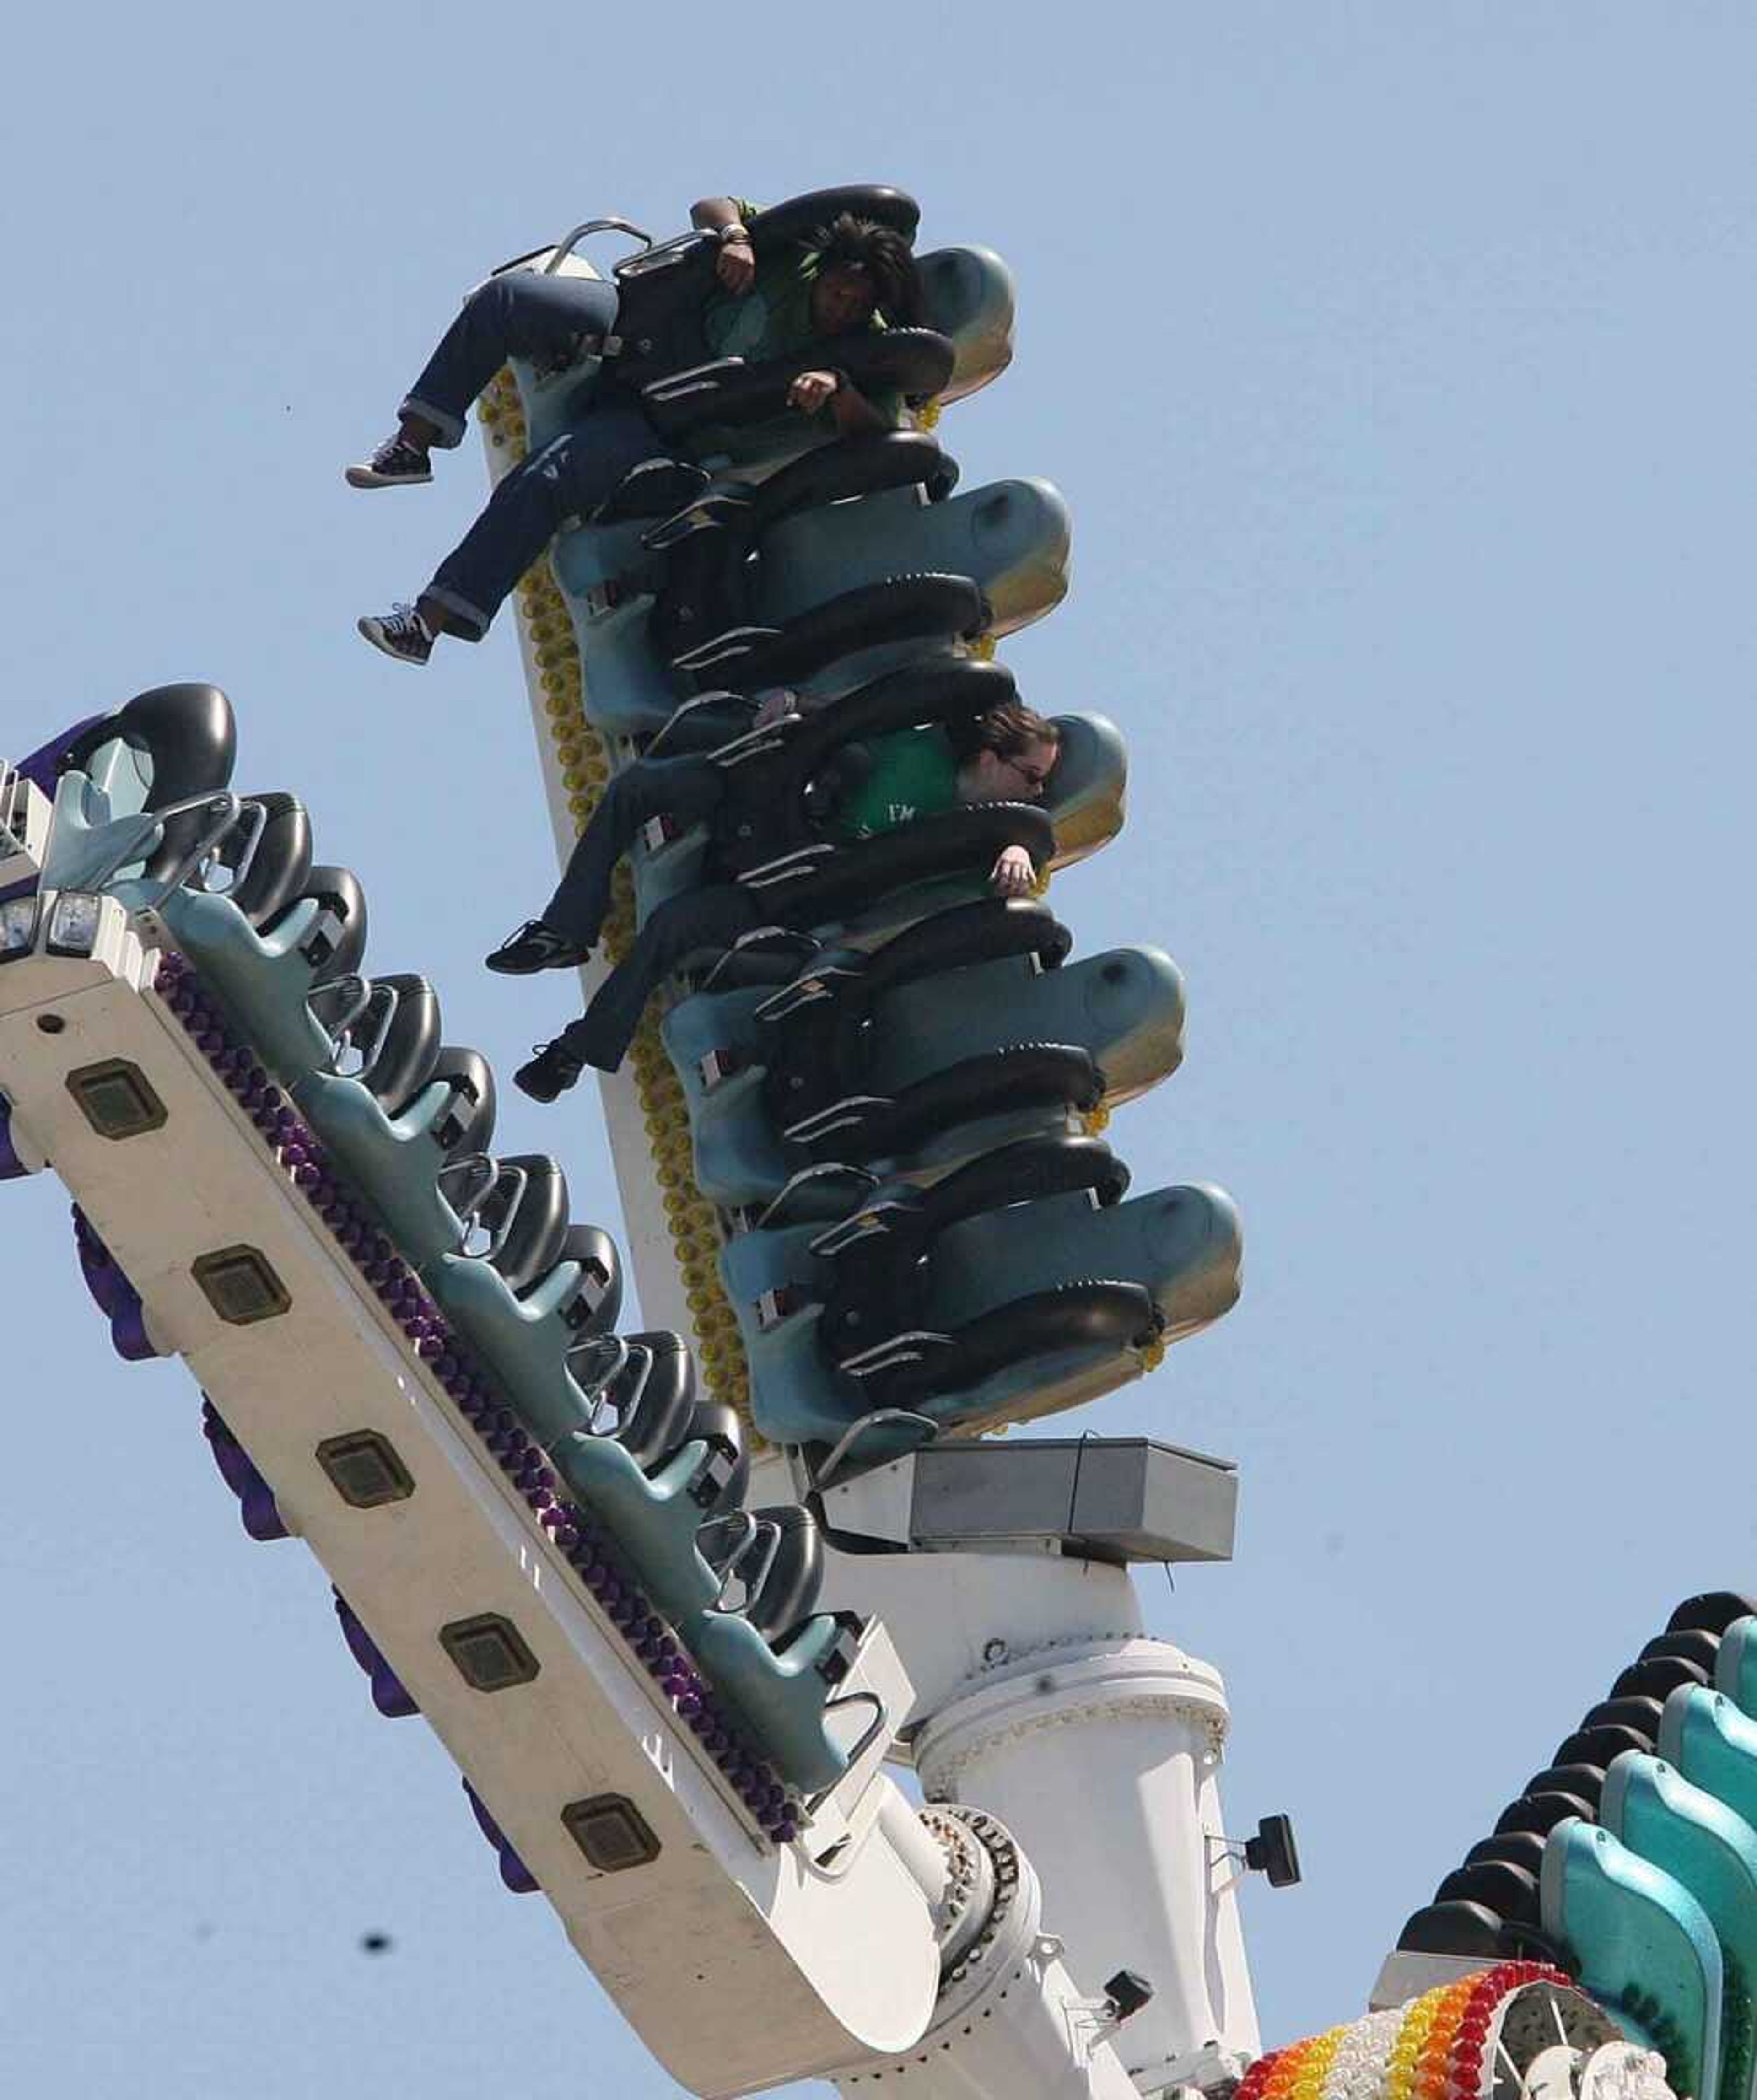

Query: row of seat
1398;1592;1757;2100
22;681;876;1801
519;186;1241;1478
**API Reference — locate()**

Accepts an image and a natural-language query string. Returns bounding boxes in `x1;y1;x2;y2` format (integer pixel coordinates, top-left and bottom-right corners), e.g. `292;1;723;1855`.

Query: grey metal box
908;1436;1238;1564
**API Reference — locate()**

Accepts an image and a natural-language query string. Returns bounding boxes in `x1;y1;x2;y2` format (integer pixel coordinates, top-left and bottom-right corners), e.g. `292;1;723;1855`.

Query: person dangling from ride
350;198;923;665
498;702;1063;1101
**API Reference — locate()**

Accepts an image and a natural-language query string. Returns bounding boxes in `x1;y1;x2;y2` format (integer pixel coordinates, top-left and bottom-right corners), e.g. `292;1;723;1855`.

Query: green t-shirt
833;728;960;840
698;199;901;427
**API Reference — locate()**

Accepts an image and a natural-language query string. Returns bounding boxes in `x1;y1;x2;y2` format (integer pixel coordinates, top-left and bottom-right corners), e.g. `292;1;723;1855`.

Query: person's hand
787;369;841;415
989;845;1036;897
716;237;756;293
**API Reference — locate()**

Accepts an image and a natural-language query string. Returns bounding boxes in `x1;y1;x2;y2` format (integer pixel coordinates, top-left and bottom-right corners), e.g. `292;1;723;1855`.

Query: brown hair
807;213;924;327
946;701;1062;766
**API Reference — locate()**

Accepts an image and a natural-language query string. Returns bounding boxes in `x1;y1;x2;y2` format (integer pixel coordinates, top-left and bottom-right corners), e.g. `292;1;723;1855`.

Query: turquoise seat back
156;888;334;1086
1717;1618;1757;1720
873;943;1185;1105
927;1181;1242;1337
689;1610;852;1794
425;1250;591;1445
1603;1751;1757;2100
292;1072;469;1274
1541;1817;1723;2100
40;769;163;897
1042;713;1126;867
917;246;1014;404
1661;1689;1757;1842
552;1433;721;1626
758;477;1070;638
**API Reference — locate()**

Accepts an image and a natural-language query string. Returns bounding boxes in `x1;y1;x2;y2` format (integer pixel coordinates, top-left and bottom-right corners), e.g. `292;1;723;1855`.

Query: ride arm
720;656;1018;798
640;329;955;443
911;1132;1130;1234
742;801;1056;928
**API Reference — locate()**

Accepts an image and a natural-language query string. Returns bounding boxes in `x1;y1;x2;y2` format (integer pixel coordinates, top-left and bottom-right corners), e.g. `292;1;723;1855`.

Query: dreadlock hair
806;213;924;327
944;701;1062;767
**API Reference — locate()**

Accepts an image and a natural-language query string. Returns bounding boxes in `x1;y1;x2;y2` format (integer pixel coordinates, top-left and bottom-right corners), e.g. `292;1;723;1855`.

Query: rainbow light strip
1235;1963;1577;2100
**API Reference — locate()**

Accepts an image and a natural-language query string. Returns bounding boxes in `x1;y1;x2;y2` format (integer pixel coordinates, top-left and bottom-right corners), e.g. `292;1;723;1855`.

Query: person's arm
785;368;893;434
691;195;757;294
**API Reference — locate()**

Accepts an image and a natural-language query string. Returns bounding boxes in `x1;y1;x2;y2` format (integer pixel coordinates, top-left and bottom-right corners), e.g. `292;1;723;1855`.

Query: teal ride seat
1602;1751;1757;2100
552;1430;723;1626
1541;1817;1723;2100
662;927;1184;1211
40;768;165;897
758;477;1071;639
295;1072;472;1272
1660;1689;1757;1842
687;1606;863;1796
869;942;1184;1106
425;1248;595;1446
1716;1618;1757;1720
717;1157;1241;1455
156;888;337;1087
1041;713;1126;868
624;709;1129;951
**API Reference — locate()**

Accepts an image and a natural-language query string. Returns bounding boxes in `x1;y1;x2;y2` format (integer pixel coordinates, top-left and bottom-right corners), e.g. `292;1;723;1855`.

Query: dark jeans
401;270;620;447
559;885;764;1075
542;757;729;947
404;272;673;641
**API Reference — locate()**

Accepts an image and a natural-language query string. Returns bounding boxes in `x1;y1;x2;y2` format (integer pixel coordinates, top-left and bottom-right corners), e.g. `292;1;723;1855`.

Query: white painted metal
786;1518;1261;2095
830;1811;1141;2100
0;916;959;2097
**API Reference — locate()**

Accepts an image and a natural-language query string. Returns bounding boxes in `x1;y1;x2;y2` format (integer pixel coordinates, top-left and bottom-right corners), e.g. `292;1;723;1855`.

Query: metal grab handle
706;1516;783;1615
542;217;653;275
810;1408;939;1493
311;975;401;1079
562;1331;631;1419
134;791;244;906
187;795;269;903
307;973;375;1055
807;1691;890;1814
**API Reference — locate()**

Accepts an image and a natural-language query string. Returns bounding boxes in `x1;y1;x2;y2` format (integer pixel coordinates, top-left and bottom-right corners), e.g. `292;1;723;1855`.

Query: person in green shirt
487;700;1062;1099
488;700;1062;977
350;198;922;665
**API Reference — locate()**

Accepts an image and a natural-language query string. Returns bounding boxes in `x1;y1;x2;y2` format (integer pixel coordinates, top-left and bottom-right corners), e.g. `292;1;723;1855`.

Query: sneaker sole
345;465;434;489
485;949;591;976
357;617;431;665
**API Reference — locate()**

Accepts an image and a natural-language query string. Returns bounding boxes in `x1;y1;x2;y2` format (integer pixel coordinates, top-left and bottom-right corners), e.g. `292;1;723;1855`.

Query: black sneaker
515;1040;586;1103
345;435;433;490
485;921;593;975
358;603;434;666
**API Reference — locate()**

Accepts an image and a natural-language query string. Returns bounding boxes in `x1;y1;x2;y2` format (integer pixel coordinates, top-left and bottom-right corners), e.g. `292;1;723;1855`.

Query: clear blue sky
4;6;1754;2093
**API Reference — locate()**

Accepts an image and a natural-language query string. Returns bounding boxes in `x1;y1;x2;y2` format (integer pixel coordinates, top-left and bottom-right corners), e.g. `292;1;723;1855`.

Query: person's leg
399;273;621;451
419;398;671;641
541;759;728;946
520;886;764;1092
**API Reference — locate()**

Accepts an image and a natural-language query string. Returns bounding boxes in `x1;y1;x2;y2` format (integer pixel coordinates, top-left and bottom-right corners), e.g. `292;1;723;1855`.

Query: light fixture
561;1794;661;1873
45;890;104;958
440;1614;540;1692
0;894;38;962
65;1059;168;1140
192;1245;291;1325
316;1431;415;1508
